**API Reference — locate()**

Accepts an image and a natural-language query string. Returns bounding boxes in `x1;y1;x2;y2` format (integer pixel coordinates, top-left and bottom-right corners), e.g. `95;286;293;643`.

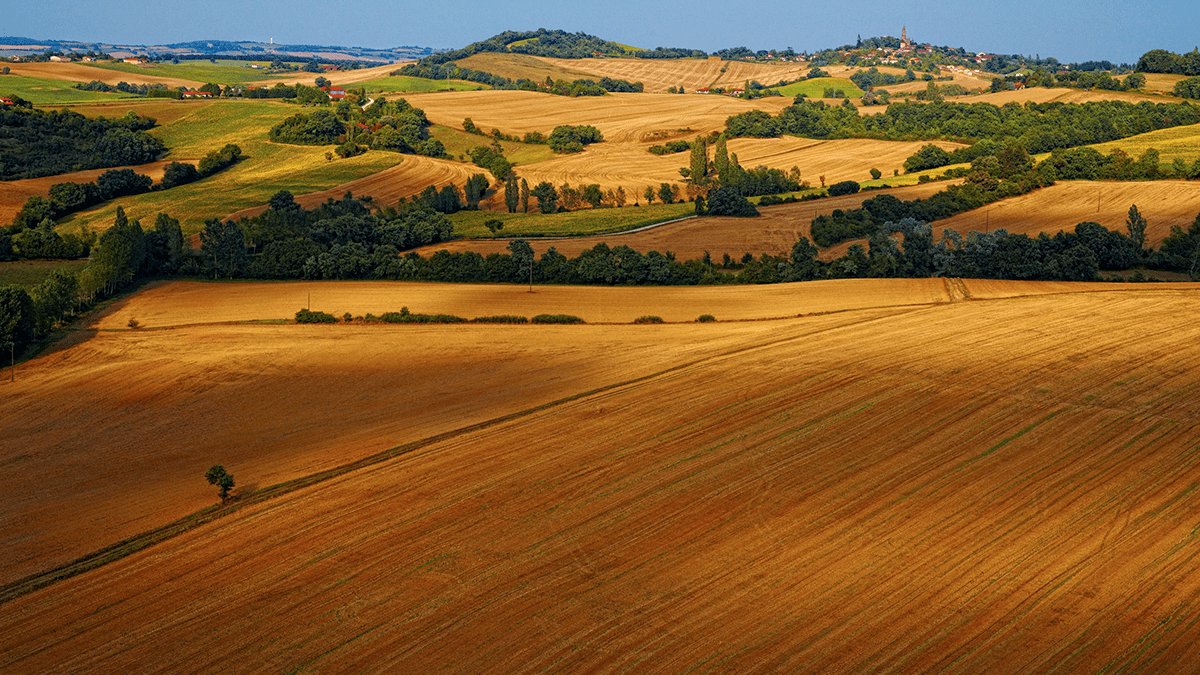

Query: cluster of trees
679;135;802;200
269;98;447;158
849;67;916;90
391;63;642;97
74;80;181;98
1135;49;1200;75
813;143;1053;246
649;140;691;155
547;125;603;153
467;143;514;180
1174;77;1200;100
0;107;164;180
6;145;242;254
726;98;1200;163
1006;70;1147;92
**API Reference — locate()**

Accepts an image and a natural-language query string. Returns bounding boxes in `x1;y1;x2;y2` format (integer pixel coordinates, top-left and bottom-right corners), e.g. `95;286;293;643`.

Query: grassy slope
0;260;90;288
1088;123;1200;164
448;202;693;238
355;76;488;93
0;75;137;104
769;77;865;99
57;100;403;236
429;125;555;165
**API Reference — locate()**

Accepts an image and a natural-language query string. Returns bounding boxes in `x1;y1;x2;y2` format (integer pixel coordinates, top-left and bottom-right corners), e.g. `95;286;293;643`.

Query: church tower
901;26;908;47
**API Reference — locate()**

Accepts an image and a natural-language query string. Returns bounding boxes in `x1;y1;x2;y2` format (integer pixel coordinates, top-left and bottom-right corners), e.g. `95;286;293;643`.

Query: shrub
377;307;467;323
697;314;716;323
634;315;664;324
531;313;584;324
706;186;759;217
827;180;860;196
470;315;529;324
295;308;338;323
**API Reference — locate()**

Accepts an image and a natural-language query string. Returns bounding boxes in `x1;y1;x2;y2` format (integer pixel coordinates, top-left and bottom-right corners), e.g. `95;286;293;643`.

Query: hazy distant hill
0;36;440;64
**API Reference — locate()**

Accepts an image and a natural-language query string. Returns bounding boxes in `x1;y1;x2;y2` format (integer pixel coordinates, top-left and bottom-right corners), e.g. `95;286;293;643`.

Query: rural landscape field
5;17;1200;673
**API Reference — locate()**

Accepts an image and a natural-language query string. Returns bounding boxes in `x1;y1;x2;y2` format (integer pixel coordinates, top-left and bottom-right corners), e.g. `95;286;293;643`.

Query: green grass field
449;202;694;238
55;99;404;235
430;125;556;166
355;76;488;94
0;75;138;104
767;77;864;99
0;259;90;288
86;60;300;84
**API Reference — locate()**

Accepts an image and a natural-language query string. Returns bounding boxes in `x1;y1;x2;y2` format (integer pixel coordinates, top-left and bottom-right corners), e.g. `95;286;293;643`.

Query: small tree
1126;204;1148;254
870;167;882;180
205;465;235;503
484;219;505;236
643;186;656;205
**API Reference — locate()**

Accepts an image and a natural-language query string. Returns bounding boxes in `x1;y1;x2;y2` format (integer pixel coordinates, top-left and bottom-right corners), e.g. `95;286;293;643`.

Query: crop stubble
2;282;1200;671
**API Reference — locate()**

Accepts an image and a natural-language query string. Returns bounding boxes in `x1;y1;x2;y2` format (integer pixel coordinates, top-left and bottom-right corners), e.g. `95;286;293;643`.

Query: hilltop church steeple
901;26;908;47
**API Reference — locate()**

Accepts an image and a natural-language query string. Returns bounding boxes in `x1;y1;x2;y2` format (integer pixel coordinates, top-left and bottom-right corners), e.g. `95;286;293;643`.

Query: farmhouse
696;87;710;94
320;86;346;100
182;91;213;98
0;97;14;107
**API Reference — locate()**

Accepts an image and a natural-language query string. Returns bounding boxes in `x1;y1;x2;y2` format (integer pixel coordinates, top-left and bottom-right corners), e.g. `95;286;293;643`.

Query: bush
531;313;584;324
470;315;529;324
633;315;664;324
706;186;759;217
697;314;716;322
295;308;338;323
827;180;860;196
375;307;467;323
548;125;603;154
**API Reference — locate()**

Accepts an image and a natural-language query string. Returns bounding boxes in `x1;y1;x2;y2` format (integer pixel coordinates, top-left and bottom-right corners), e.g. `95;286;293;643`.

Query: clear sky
5;0;1196;65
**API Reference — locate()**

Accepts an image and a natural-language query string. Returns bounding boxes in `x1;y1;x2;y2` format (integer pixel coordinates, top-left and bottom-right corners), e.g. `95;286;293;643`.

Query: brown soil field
417;181;960;261
0;160;179;225
5;61;204;89
936;180;1200;246
535;56;813;93
4;282;1200;672
400;90;793;142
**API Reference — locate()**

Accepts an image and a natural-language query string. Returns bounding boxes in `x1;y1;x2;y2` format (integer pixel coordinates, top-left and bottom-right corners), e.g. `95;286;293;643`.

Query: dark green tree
205;465;235;503
530;182;558;213
199;218;247;279
504;176;520;213
1126;204;1147;254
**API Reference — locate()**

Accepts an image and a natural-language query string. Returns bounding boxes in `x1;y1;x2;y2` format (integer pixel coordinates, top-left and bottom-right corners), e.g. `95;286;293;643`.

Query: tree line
0;107;164;180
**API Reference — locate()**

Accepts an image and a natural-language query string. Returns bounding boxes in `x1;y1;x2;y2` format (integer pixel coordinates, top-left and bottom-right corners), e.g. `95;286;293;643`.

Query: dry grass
453;53;596;83
4;281;1200;672
1089;123;1200;164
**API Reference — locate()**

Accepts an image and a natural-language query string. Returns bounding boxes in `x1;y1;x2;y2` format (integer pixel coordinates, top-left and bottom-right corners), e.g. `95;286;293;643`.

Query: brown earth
5;61;204;88
416;181;961;261
0;160;181;225
4;281;1200;671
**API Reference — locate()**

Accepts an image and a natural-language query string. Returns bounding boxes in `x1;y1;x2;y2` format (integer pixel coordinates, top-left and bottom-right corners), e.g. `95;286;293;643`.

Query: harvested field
5;61;204;89
0;160;179;225
960;87;1176;106
453;53;597;84
252;63;404;87
1140;73;1188;96
419;181;960;260
5;282;1200;672
400;90;794;142
1089;122;1200;164
535;56;813;93
936;180;1200;247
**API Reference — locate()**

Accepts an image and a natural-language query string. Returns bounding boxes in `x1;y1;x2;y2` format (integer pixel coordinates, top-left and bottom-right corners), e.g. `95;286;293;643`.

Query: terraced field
4;279;1200;672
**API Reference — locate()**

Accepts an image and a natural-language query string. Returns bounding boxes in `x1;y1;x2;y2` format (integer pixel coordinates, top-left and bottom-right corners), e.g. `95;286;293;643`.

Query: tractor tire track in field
0;304;923;606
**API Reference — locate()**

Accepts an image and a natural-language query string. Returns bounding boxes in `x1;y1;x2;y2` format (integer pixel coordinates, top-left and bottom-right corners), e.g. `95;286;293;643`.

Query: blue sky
5;0;1196;64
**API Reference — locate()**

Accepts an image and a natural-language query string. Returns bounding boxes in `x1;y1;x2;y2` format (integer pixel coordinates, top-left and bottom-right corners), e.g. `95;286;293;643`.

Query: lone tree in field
205;465;235;503
1126;204;1148;255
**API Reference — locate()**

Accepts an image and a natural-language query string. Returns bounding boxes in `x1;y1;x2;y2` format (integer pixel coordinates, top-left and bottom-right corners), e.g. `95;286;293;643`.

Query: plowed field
936;180;1200;246
4;280;1200;672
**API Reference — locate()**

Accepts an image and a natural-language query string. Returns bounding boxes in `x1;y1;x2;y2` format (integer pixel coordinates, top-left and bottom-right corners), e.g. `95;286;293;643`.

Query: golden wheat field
935;180;1200;246
536;55;813;93
401;90;794;141
4;279;1200;672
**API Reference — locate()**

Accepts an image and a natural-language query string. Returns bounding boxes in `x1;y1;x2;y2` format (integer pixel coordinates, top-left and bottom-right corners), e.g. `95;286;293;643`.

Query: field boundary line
0;303;929;606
